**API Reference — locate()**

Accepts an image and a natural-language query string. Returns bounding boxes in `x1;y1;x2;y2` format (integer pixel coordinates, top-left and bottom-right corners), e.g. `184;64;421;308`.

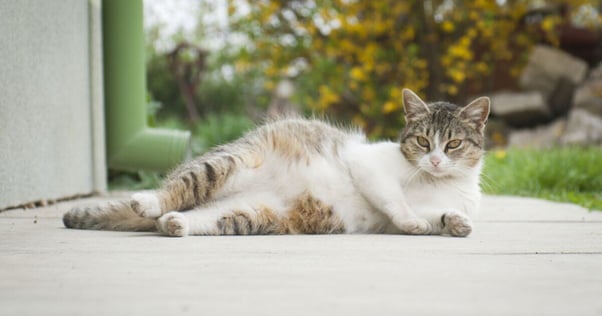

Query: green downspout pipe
102;0;190;172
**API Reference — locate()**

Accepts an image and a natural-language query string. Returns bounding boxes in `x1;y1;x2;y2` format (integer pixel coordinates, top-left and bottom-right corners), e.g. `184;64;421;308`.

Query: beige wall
0;0;106;209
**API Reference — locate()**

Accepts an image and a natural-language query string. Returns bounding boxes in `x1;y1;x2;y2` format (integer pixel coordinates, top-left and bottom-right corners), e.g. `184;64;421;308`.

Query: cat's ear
459;96;490;133
402;88;430;123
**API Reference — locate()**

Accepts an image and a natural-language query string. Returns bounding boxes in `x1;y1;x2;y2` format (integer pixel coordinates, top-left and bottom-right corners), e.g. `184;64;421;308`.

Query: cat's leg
131;144;261;218
131;158;237;218
365;200;432;235
156;192;285;237
440;210;473;237
346;150;433;235
156;212;190;237
418;209;473;237
395;215;433;235
156;207;283;237
156;203;283;237
348;174;433;235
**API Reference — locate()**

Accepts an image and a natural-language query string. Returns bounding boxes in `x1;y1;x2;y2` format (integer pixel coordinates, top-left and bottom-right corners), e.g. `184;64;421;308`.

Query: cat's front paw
131;192;162;218
442;211;472;237
157;212;189;237
398;218;432;235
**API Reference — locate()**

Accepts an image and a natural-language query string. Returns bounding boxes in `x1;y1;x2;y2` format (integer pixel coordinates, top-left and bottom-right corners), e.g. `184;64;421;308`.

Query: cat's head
399;89;490;178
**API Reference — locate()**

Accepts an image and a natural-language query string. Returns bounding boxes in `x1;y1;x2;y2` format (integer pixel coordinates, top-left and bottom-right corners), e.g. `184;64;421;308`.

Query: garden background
113;0;602;210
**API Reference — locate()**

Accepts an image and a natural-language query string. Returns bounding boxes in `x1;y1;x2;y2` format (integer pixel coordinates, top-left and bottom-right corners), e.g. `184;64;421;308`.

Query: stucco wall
0;0;106;209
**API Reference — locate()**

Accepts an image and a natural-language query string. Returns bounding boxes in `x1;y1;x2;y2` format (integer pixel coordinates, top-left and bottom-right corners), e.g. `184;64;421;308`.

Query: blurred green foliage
110;113;255;191
146;46;257;120
157;113;255;156
110;21;259;189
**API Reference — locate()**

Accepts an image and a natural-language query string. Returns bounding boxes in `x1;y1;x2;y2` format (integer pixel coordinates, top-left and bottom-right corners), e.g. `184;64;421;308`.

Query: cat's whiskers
478;172;497;192
452;163;497;192
448;181;474;198
404;166;423;186
452;163;477;178
437;167;476;196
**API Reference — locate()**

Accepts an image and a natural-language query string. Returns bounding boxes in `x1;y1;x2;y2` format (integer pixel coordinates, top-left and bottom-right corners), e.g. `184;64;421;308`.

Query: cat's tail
63;201;156;232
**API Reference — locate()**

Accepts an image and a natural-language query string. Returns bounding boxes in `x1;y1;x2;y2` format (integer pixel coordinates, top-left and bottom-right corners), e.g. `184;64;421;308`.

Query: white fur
341;140;481;234
131;192;162;218
180;133;482;236
157;212;189;237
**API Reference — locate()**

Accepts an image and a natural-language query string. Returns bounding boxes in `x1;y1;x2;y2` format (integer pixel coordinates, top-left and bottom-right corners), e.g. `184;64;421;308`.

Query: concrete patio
1;194;601;316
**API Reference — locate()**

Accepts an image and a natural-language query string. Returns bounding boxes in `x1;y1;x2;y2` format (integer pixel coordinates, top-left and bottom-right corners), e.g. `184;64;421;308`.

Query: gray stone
490;91;552;127
588;61;602;80
548;77;576;116
573;79;602;116
519;63;558;99
519;45;589;93
508;119;566;149
560;108;602;146
519;45;587;117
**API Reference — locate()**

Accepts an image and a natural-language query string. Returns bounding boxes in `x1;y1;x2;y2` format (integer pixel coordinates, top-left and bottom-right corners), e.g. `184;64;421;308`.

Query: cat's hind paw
442;211;472;237
398;218;432;235
157;212;189;237
131;192;162;218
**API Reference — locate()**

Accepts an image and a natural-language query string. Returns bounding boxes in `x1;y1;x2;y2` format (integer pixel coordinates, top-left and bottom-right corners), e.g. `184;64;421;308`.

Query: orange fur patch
214;194;344;235
282;193;345;234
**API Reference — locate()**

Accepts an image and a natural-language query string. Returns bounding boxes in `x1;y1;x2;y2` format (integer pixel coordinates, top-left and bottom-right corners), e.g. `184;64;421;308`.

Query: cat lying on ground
64;89;490;237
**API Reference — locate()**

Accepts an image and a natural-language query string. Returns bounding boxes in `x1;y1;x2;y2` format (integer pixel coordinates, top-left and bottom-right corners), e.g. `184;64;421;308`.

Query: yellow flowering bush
229;0;599;138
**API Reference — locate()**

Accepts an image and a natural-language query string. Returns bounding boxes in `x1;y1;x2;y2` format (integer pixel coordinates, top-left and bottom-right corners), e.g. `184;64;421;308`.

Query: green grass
482;147;602;211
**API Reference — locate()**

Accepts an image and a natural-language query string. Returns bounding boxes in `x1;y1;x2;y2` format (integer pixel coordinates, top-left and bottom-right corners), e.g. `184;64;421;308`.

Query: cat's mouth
423;166;450;178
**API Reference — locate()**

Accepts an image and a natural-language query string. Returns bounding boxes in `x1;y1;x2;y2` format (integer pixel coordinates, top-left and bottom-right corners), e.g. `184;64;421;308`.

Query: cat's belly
301;159;391;233
331;197;391;233
315;191;390;233
218;153;392;233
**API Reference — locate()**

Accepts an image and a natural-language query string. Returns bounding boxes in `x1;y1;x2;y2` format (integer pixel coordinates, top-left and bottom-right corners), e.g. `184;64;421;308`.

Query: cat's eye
446;139;462;150
416;136;430;148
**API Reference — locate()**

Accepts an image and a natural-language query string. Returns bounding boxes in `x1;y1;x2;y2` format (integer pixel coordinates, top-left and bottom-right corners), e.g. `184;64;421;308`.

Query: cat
63;89;490;237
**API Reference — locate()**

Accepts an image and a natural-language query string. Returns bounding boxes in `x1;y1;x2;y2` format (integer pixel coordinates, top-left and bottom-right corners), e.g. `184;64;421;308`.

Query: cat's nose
430;156;441;167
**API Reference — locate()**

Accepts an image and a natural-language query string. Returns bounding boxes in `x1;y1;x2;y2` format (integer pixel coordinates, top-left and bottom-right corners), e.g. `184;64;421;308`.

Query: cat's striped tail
63;201;156;231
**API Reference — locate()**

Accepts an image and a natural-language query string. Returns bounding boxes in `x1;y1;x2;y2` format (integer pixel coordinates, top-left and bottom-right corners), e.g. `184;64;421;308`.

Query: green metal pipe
102;0;190;172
